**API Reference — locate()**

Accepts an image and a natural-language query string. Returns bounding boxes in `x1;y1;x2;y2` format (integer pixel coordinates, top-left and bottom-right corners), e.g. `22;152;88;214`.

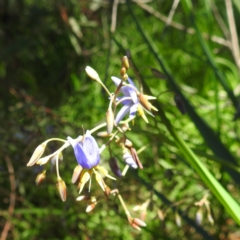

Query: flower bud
157;209;165;221
124;139;133;148
120;67;127;79
121;123;130;132
36;155;52;165
56;177;67;202
109;157;122;177
128;216;146;231
175;211;182;227
97;131;109;137
35;170;46;186
86;201;97;213
76;195;90;201
122;56;129;70
207;213;214;225
106;108;114;134
72;164;83;184
27;142;47;166
85;66;100;81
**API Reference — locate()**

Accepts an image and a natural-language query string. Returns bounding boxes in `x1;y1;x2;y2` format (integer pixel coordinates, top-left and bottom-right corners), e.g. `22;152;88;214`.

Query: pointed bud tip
56;178;67;202
122;56;129;69
85;66;100;80
27;143;47;167
35;170;46;186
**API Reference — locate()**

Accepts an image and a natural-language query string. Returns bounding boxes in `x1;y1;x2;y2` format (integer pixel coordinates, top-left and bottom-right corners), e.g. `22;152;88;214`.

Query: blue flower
111;77;157;124
111;77;139;124
68;131;116;194
67;130;100;169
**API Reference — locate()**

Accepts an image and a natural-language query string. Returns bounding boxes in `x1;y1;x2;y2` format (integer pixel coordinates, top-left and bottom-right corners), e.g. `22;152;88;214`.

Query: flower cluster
27;56;158;231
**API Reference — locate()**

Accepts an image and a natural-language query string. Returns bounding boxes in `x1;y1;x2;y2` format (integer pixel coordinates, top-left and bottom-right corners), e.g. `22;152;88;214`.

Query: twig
1;155;16;240
111;0;119;32
225;0;240;70
211;0;230;41
165;0;180;27
137;2;230;48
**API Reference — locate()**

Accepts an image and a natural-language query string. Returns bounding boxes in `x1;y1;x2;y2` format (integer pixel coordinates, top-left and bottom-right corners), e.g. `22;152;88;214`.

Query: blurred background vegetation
1;0;240;239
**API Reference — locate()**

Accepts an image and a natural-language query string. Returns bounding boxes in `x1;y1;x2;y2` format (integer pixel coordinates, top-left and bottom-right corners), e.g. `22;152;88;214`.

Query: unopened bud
56;177;67;202
35;170;46;186
27;142;47;166
207;212;214;225
97;131;109;137
120;67;127;79
175;211;182;227
36;155;52;165
124;139;133;148
76;195;90;201
128;216;146;231
109;157;122;177
122;56;129;69
121;123;130;132
157;209;165;221
72;165;83;183
106;108;114;134
85;66;100;81
86;201;97;213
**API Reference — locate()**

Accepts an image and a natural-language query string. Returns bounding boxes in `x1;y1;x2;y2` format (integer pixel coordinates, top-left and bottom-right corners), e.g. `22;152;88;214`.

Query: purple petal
129;103;138;119
127;77;136;87
121;86;138;104
117;96;133;105
111;76;121;87
82;131;100;167
115;104;131;124
121;86;131;97
123;152;138;169
67;131;100;169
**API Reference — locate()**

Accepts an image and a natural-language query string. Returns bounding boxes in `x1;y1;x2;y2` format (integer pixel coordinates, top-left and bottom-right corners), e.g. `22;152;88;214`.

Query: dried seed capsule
109;157;122;177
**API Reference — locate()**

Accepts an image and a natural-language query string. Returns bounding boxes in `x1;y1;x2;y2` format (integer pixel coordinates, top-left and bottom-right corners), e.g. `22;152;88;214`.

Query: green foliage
1;0;240;239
